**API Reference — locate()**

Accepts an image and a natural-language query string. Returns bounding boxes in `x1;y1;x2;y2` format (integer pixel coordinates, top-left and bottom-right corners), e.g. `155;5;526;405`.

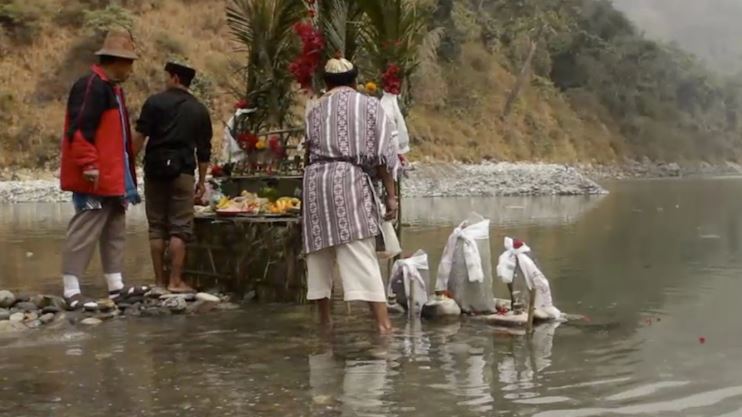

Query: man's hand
83;169;99;190
384;195;398;221
195;181;206;203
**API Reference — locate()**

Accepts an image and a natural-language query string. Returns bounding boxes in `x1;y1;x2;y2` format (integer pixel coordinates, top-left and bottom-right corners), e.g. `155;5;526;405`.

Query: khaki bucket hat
95;28;138;60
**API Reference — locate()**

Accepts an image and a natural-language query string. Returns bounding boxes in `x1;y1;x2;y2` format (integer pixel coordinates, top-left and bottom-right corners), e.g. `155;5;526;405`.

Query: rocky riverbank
0;289;239;336
0;163;609;203
403;162;607;197
2;161;742;203
581;159;742;180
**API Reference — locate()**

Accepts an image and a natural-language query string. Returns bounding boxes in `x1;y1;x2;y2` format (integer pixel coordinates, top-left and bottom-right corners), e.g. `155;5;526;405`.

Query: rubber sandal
109;285;150;301
65;294;99;311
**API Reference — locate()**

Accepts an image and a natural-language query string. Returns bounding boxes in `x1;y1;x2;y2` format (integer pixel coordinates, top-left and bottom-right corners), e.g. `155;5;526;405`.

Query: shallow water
3;178;742;416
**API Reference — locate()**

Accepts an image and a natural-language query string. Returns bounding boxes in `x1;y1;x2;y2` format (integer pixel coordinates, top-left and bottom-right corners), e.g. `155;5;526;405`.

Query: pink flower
235;99;249;109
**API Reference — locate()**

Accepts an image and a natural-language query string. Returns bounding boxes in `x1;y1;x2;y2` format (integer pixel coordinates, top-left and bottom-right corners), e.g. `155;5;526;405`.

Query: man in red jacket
59;29;147;310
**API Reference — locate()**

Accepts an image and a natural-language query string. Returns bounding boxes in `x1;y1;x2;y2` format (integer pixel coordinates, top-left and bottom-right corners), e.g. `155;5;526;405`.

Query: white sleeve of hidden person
380;92;410;154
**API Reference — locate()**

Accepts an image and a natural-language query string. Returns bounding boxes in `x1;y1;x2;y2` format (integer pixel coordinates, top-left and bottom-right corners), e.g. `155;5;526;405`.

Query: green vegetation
409;0;742;161
82;4;134;34
0;0;45;44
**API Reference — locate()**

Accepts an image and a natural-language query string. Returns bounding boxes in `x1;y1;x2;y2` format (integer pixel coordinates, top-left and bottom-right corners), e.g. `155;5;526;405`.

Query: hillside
1;0;741;169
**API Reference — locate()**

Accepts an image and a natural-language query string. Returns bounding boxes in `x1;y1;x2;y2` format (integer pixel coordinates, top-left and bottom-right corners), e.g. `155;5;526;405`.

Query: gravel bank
582;159;742;179
0;180;147;204
10;160;741;203
0;163;607;203
403;162;607;197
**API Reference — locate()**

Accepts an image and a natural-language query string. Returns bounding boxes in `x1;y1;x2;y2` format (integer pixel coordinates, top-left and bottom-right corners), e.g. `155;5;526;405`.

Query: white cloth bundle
380;92;410;154
221;108;256;163
496;237;530;284
389;250;429;316
436;218;491;290
496;237;561;319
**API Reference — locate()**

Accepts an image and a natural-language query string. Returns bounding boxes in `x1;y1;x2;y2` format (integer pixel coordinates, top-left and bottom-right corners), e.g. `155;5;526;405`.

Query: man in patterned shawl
302;57;400;333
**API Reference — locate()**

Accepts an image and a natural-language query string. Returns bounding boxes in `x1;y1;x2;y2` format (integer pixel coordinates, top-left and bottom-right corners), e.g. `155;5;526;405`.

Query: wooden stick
408;275;414;320
527;288;536;333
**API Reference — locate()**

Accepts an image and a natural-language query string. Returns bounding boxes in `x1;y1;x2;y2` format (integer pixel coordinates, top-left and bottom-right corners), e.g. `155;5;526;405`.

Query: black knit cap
165;61;196;82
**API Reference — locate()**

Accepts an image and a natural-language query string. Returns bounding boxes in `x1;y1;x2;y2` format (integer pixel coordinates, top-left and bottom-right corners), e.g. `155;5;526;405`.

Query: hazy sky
611;0;742;73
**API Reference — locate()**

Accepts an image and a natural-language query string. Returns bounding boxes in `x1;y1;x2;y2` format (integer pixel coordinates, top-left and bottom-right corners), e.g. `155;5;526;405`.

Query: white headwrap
324;58;354;74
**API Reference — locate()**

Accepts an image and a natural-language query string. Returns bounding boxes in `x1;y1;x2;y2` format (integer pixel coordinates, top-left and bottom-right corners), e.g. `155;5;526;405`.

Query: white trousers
306;238;386;303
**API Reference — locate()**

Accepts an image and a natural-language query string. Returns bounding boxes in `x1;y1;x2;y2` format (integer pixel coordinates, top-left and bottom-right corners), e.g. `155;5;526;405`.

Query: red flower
268;135;286;158
289;22;324;90
235;99;249;109
210;165;224;177
237;132;259;152
699;336;706;344
305;0;315;4
308;9;316;18
382;63;403;94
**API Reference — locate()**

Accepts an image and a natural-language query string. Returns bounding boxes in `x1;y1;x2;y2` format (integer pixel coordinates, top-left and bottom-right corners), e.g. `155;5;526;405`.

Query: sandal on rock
65;294;99;311
109;285;150;302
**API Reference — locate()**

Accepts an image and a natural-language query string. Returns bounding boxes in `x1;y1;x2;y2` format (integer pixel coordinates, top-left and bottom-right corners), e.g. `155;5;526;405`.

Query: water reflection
403;195;606;227
4;179;742;415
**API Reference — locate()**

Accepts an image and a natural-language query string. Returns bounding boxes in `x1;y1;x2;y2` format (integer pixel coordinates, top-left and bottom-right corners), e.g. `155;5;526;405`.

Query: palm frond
226;0;306;129
356;0;429;81
316;0;364;61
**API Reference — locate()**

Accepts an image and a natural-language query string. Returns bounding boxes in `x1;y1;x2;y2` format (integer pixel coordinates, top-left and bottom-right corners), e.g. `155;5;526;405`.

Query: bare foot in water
378;323;393;335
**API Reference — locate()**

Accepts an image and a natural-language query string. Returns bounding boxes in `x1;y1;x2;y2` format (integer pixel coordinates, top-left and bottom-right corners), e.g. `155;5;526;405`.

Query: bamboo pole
526;288;536;333
407;275;414;320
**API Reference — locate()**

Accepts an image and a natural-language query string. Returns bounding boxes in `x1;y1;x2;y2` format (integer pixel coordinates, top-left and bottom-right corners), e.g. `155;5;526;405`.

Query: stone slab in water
196;293;220;303
0;320;26;333
0;308;9;321
80;318;102;326
160;293;196;302
186;300;217;315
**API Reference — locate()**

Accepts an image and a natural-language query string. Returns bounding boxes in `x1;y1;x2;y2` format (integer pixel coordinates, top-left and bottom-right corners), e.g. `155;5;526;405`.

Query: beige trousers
62;199;126;277
306;238;387;303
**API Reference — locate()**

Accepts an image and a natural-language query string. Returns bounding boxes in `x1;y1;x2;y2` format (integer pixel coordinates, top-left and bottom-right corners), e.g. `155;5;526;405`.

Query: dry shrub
34;35;101;102
0;0;45;44
154;30;186;55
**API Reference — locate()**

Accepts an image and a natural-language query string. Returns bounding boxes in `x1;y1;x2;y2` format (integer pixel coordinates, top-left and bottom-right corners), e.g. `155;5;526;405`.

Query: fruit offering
214;191;301;216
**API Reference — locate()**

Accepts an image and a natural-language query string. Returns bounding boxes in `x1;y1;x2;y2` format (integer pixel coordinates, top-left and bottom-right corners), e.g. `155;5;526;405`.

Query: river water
2;178;742;416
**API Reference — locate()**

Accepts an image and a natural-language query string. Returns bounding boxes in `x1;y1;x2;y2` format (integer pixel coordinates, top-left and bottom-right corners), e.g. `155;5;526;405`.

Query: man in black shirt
133;62;212;293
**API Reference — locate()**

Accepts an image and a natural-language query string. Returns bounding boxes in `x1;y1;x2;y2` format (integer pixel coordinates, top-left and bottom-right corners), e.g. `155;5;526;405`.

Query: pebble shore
2;161;741;203
403;162;607;197
0;288;240;336
0;163;608;203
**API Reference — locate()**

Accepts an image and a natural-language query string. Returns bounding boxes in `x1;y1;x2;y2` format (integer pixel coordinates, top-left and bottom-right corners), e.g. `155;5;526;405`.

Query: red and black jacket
60;65;137;196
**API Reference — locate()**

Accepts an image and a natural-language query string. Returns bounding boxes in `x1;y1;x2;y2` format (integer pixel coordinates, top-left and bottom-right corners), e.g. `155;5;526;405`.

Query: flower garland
288;2;324;92
382;63;402;95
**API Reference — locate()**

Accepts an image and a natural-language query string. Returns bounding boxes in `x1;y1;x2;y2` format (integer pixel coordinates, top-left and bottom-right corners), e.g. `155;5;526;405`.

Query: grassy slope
1;0;633;169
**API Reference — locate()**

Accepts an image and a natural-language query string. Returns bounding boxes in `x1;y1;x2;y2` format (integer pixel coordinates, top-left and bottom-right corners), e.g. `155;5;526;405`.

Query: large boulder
0;290;15;308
